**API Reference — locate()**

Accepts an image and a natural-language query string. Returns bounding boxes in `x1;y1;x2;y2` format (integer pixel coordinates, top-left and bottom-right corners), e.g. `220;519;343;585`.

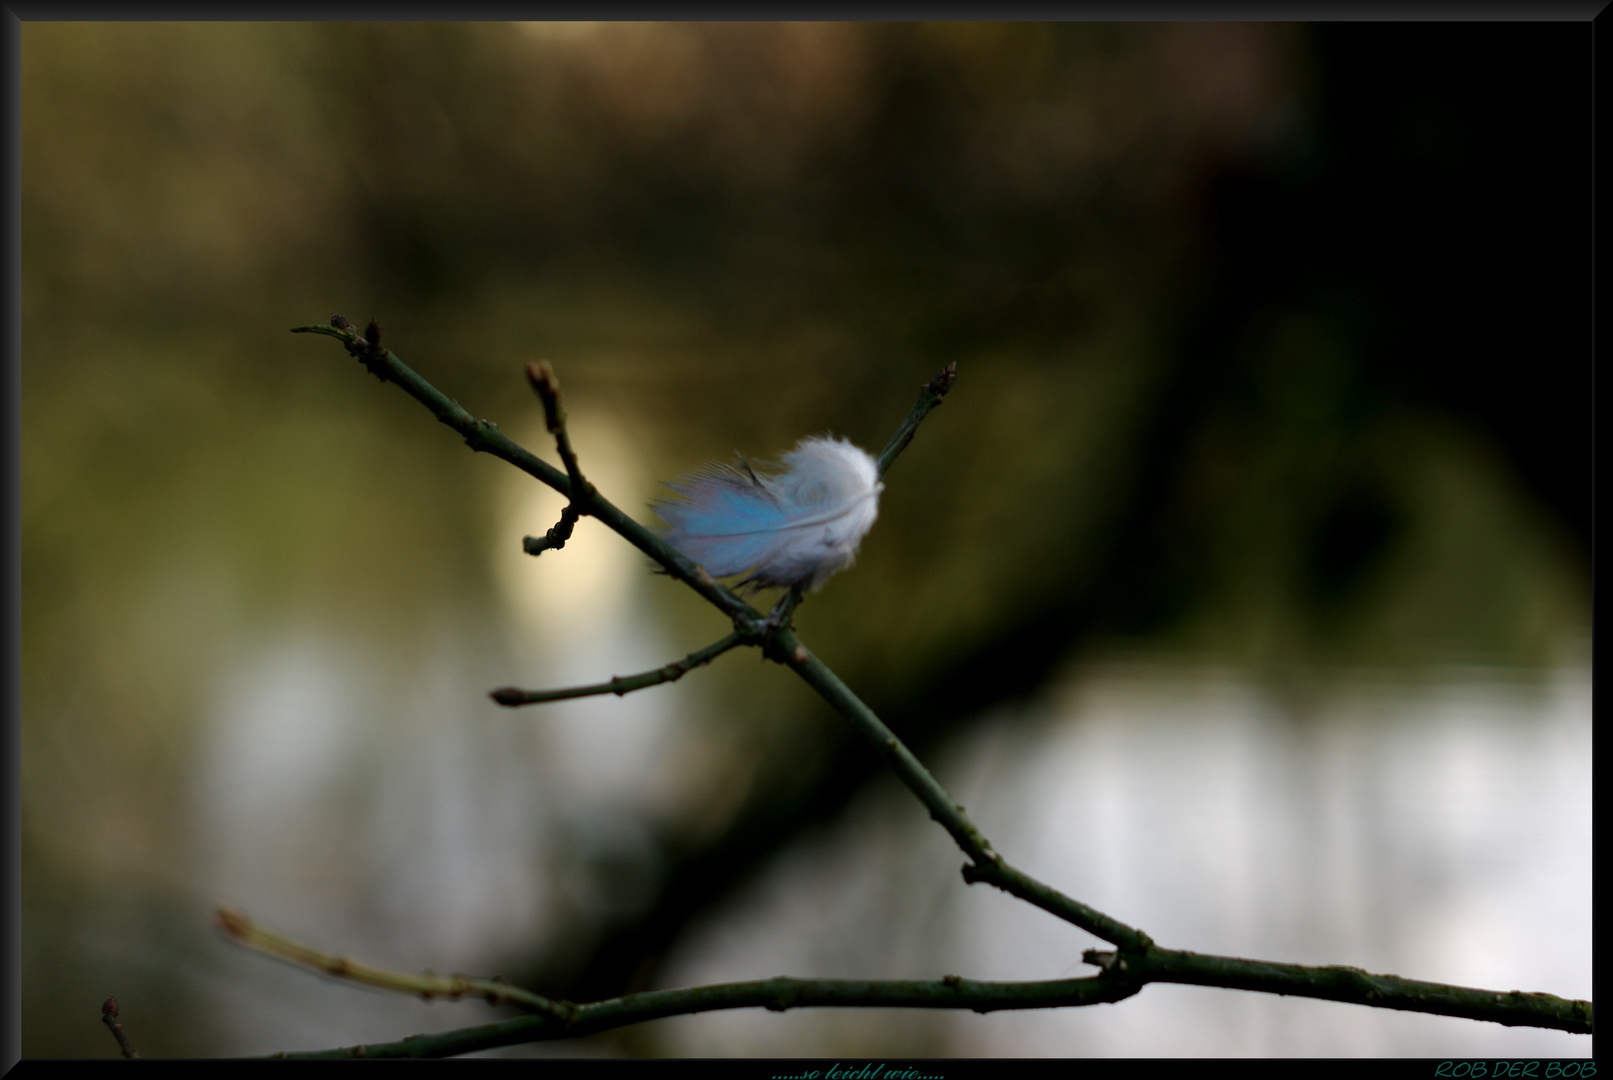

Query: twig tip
927;362;958;399
525;361;566;432
100;995;138;1057
215;905;250;940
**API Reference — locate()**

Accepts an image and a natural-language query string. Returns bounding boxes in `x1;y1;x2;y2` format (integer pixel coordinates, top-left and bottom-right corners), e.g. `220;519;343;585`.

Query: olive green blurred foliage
21;23;1586;1055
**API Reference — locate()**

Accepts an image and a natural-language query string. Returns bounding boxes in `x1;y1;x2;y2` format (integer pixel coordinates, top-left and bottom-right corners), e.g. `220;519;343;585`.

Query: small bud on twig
926;361;958;399
101;996;139;1058
525;361;565;433
330;314;353;331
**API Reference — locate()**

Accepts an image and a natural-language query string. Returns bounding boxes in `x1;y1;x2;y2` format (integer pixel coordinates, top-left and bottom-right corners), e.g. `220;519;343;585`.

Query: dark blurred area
21;22;1589;1056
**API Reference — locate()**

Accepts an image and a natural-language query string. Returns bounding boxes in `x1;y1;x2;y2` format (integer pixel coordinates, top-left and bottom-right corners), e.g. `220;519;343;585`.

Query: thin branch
274;971;1132;1058
293;320;1592;1044
489;632;747;707
877;361;956;477
215;908;574;1020
269;941;1590;1059
1089;948;1592;1033
776;629;1153;953
100;997;139;1058
518;361;591;554
525;360;589;502
293;321;754;623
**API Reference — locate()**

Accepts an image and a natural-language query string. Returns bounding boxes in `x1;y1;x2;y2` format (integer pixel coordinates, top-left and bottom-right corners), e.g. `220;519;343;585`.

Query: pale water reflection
658;662;1591;1057
187;630;1589;1057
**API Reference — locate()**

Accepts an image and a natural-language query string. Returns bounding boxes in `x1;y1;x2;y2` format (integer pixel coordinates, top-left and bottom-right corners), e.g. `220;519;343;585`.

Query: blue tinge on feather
653;436;883;592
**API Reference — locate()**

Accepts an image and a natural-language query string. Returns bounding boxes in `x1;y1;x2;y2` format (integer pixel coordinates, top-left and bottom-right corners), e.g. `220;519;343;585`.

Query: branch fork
521;360;593;555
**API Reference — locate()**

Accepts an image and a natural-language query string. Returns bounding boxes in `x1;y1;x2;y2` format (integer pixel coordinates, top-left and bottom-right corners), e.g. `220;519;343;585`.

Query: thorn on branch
101;997;139;1058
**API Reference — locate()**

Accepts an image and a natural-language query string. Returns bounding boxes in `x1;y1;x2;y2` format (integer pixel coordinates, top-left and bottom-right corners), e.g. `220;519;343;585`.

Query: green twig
488;632;747;706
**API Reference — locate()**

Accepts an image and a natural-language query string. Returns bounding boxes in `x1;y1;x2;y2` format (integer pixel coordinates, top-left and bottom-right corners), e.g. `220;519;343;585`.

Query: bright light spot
199;639;358;831
491;408;649;641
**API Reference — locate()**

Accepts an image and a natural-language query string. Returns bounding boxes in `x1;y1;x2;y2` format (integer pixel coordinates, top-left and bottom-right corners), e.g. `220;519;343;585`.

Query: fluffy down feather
653;436;883;592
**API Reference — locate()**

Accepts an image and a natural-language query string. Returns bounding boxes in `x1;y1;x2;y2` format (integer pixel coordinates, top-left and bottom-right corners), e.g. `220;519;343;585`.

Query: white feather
653;436;883;592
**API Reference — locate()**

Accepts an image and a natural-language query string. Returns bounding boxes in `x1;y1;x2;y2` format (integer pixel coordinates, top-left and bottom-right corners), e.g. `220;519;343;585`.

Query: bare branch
260;928;1589;1059
877;361;956;477
290;320;1593;1049
525;360;591;506
489;632;747;706
216;907;574;1021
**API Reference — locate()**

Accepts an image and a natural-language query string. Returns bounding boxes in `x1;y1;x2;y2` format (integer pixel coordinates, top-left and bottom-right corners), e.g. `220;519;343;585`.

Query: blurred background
20;22;1590;1057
